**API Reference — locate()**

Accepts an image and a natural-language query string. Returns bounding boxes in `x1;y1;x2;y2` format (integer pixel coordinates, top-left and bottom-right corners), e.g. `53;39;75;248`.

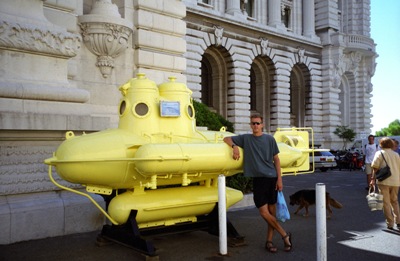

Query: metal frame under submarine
45;73;313;256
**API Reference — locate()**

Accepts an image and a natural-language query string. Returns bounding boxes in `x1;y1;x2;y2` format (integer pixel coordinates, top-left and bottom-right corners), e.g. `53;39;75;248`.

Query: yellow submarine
44;73;311;254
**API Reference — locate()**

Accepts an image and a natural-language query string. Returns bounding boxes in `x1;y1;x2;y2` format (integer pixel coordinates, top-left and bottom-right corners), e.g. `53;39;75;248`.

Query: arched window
289;64;311;127
200;47;231;117
201;58;213;107
249;56;275;132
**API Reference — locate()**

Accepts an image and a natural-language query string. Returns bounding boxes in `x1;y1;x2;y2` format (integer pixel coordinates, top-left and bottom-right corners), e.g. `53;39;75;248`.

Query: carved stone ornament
260;38;269;56
0;145;82;195
79;0;133;78
0;7;81;57
214;26;224;47
297;47;305;63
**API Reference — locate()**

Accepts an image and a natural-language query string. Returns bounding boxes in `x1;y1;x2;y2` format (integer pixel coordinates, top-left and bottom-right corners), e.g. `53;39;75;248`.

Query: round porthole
134;102;149;117
119;100;126;116
187;104;195;119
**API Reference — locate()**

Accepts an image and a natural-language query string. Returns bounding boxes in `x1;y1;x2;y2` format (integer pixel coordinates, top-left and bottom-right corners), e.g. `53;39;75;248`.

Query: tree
333;126;357;150
193;100;234;132
375;119;400;136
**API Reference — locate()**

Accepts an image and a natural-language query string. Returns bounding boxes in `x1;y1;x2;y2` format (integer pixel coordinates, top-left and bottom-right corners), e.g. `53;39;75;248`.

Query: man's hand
232;146;240;160
276;177;283;191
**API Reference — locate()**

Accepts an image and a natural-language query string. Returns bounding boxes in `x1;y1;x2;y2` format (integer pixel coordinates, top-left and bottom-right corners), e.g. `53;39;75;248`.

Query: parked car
309;151;337;172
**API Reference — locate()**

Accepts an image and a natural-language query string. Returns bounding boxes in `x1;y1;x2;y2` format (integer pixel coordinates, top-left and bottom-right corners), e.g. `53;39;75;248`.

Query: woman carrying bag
370;137;400;230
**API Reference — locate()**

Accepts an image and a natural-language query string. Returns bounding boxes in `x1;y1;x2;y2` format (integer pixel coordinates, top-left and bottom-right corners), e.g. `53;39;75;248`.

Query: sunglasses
251;122;262;125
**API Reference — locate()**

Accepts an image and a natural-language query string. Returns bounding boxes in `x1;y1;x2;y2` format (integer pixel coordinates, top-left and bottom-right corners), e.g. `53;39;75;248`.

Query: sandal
265;241;277;253
282;233;292;252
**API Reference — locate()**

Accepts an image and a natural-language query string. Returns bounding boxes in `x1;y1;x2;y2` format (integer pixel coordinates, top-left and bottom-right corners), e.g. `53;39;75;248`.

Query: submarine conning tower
118;73;199;143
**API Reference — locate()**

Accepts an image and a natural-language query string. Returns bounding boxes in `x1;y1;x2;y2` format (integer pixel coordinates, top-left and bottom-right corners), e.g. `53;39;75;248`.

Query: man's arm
363;145;366;161
223;137;240;160
274;154;283;191
370;167;378;186
223;137;236;148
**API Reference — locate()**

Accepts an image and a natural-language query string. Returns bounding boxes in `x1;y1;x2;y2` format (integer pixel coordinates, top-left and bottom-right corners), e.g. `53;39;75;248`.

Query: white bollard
316;183;327;261
218;175;228;255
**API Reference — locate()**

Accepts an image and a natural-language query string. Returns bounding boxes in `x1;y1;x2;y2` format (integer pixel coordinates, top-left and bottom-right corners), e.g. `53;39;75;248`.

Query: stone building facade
0;0;376;243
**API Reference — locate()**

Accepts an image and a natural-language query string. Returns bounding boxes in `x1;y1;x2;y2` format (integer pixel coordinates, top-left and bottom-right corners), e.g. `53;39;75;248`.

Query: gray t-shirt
231;134;279;178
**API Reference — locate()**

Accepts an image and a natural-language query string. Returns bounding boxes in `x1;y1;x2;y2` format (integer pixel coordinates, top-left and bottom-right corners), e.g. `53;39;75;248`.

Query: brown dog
289;189;343;218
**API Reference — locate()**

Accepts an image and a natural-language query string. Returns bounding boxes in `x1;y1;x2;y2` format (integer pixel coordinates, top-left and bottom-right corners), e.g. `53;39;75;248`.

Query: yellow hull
45;129;243;189
108;186;243;227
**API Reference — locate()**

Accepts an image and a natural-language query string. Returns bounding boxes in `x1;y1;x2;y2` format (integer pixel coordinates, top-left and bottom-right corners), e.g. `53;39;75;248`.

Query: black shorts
253;177;278;208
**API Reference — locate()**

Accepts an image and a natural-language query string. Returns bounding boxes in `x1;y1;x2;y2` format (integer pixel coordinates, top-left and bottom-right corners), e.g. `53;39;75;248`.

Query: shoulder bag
375;151;391;181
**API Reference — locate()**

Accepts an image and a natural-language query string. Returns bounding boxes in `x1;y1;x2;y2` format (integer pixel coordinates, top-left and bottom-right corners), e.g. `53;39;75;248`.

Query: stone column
226;0;242;16
303;0;316;37
268;0;283;28
255;0;267;25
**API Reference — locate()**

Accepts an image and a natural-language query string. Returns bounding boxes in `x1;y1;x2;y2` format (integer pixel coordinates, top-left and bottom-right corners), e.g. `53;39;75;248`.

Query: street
1;169;399;261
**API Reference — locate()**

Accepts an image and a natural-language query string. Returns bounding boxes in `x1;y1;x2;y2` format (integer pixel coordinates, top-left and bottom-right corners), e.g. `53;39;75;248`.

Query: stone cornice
0;18;81;58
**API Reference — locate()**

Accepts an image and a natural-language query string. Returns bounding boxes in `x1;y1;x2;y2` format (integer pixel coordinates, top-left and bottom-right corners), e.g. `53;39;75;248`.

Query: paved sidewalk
1;170;400;261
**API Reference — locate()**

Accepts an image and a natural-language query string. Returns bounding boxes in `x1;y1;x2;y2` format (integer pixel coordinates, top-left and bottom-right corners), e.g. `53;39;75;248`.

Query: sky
370;0;400;134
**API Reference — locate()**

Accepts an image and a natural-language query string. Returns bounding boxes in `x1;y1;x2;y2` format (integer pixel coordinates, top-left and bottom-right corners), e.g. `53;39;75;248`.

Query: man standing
223;115;292;253
363;134;378;190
